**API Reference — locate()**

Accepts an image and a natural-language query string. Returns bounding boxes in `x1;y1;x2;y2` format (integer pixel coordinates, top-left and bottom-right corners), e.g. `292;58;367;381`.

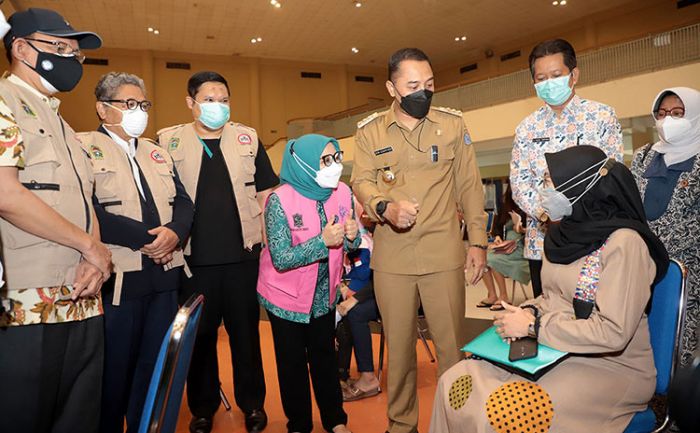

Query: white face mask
541;158;609;221
39;76;59;95
293;152;343;189
656;116;693;145
104;103;149;138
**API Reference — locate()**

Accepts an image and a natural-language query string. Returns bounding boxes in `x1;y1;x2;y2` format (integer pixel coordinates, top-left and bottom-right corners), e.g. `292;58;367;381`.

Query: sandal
476;300;496;308
342;384;381;402
489;303;505;311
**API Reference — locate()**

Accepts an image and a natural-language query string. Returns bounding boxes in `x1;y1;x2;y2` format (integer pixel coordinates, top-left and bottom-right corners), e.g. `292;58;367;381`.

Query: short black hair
187;71;229;98
388;48;432;81
528;39;577;77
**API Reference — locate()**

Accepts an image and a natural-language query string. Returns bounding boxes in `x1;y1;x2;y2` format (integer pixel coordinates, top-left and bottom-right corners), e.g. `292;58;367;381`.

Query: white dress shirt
104;127;146;200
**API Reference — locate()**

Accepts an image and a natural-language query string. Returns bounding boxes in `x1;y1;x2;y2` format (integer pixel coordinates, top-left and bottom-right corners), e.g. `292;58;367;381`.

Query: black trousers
529;259;543;298
100;288;178;433
181;261;266;417
0;316;104;433
268;310;348;433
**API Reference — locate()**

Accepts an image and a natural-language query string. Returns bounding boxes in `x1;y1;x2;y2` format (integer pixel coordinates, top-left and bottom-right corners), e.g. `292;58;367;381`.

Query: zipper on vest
59;117;91;233
101;200;122;207
22;181;60;191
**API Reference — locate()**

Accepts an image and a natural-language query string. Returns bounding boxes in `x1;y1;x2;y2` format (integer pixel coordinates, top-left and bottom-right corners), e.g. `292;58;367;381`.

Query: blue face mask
196;101;230;130
534;74;573;106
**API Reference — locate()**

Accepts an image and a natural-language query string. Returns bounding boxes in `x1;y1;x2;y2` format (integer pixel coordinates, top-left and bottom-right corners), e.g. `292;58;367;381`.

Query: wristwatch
471;244;488;250
376;200;390;218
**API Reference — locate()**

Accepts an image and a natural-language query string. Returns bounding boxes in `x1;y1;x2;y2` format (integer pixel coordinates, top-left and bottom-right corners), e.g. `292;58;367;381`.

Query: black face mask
396;88;433;119
25;43;83;93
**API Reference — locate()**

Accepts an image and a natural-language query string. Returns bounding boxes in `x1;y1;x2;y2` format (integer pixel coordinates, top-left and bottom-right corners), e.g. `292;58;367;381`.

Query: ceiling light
454;37;459;41
147;27;153;32
461;36;467;41
251;38;257;43
552;0;567;5
351;47;359;53
257;37;262;42
455;35;467;42
271;0;281;7
355;1;362;8
153;30;160;35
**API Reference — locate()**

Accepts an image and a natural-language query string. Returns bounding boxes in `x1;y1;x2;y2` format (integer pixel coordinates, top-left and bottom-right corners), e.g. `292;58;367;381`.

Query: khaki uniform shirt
351;103;487;275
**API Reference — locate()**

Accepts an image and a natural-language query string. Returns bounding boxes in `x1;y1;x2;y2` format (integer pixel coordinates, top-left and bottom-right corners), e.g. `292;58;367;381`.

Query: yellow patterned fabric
0;286;103;326
448;374;473;410
486;381;553;433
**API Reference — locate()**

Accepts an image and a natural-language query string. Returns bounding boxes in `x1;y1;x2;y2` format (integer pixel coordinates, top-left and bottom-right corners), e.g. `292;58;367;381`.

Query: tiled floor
173;281;502;433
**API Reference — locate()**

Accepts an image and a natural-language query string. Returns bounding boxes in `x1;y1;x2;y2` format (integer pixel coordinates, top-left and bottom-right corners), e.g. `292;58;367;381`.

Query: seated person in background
478;184;530;311
430;145;669;433
337;205;381;402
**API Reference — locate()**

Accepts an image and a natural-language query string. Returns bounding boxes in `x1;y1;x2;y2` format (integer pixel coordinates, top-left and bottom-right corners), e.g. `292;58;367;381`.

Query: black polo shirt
188;138;279;266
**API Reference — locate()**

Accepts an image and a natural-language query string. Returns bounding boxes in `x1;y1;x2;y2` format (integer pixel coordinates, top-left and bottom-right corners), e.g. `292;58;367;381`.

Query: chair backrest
138;294;205;433
647;259;687;395
486;210;495;240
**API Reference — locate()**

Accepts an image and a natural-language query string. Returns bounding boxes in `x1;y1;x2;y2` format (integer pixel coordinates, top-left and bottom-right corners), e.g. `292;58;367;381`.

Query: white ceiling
7;0;658;67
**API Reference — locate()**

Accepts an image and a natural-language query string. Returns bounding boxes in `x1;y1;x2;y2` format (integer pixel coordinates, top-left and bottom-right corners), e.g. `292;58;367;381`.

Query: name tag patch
238;133;252;145
150;150;166;163
374;146;393;156
532;137;550;144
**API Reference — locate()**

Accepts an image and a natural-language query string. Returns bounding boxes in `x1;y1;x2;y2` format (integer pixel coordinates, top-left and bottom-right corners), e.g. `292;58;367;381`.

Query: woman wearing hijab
257;134;359;433
631;86;700;367
430;146;669;433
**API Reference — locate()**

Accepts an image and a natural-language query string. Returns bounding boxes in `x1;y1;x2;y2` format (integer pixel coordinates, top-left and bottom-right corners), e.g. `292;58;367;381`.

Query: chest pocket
236;144;261;218
21;122;61;206
152;161;176;199
91;157;120;204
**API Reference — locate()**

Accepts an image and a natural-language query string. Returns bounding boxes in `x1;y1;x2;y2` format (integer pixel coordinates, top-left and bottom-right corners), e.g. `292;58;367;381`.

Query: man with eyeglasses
76;72;194;433
0;8;112;433
158;71;278;433
510;39;623;298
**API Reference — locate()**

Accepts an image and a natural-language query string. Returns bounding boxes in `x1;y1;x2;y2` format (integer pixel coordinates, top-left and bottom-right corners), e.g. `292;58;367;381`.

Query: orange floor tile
174;320;441;433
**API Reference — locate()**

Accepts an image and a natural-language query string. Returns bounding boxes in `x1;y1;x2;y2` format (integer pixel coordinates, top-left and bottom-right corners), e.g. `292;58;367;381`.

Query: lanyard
196;135;214;158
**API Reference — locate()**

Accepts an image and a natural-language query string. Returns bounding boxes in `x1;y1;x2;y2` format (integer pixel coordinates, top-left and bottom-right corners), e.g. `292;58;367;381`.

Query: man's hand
384;200;419;229
71;260;105;300
81;239;112;279
141;226;180;260
337;297;358;316
153;252;174;265
344;215;359;241
465;246;487;285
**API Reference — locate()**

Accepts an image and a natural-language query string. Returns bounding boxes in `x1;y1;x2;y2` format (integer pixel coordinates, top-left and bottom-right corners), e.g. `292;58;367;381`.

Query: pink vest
257;182;352;314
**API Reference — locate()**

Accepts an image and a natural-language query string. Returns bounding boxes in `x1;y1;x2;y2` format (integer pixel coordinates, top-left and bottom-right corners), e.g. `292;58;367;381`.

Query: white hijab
652;86;700;166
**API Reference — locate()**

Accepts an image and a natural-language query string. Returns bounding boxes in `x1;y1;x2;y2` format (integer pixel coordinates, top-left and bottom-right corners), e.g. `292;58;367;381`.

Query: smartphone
508;337;538;362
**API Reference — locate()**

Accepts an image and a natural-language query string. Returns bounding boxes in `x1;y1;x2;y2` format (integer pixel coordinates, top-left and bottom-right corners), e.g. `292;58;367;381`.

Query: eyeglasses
23;38;85;63
102;99;153;112
320;151;344;167
654;107;685;120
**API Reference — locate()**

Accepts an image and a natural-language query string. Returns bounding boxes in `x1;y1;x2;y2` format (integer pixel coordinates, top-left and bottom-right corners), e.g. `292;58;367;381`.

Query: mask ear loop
568;158;611;205
290;142;319;180
555;157;609;193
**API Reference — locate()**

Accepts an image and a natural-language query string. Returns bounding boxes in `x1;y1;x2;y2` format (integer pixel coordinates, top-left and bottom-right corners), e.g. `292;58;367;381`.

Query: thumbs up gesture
322;218;344;247
344;215;359;242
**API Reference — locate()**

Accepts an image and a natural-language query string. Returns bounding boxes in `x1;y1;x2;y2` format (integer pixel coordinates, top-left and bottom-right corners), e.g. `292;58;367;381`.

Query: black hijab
543;146;669;284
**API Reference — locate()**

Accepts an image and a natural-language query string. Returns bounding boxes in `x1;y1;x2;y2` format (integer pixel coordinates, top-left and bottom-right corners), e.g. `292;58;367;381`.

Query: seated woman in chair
430;145;669;433
478;184;530;311
336;201;381;402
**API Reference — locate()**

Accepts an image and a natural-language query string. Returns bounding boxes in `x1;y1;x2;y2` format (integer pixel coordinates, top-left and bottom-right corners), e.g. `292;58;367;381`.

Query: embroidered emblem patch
448;374;473;411
293;213;304;228
464;131;472;145
238;133;252;145
90;145;104;160
150;149;166;163
486;382;553;433
168;137;180;151
20;99;36;118
338;205;348;219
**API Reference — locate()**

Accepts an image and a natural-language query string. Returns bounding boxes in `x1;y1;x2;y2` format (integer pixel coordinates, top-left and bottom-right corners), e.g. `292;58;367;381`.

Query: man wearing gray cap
0;8;111;433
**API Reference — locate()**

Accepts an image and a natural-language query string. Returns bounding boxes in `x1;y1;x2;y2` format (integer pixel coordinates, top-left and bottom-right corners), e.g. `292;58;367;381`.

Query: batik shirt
0;77;103;326
510;95;624;260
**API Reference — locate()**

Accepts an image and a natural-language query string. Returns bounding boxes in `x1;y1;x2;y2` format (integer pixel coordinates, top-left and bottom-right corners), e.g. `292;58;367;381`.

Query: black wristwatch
376;200;390;218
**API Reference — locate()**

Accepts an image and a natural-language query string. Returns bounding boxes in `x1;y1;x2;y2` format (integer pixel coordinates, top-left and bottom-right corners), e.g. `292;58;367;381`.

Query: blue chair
624;260;688;433
138;294;205;433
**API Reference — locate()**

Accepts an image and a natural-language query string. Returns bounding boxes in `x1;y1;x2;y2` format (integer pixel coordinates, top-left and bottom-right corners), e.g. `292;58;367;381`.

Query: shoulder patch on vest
19;98;36;118
90;144;104;160
238;133;253;145
156;123;185;137
432;106;462;117
357;112;382;129
150;149;166;163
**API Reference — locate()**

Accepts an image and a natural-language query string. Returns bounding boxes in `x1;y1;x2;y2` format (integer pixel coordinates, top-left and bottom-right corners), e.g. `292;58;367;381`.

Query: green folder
462;326;568;381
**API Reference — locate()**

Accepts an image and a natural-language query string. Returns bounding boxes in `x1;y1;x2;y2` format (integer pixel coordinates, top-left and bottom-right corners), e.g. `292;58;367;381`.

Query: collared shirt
510;95;624;260
352;102;487;275
6;73;61;112
103;126;146;199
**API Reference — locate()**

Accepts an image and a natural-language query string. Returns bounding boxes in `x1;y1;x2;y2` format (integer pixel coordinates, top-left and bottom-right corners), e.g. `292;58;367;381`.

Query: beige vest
157;122;262;254
77;131;187;304
0;79;95;291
